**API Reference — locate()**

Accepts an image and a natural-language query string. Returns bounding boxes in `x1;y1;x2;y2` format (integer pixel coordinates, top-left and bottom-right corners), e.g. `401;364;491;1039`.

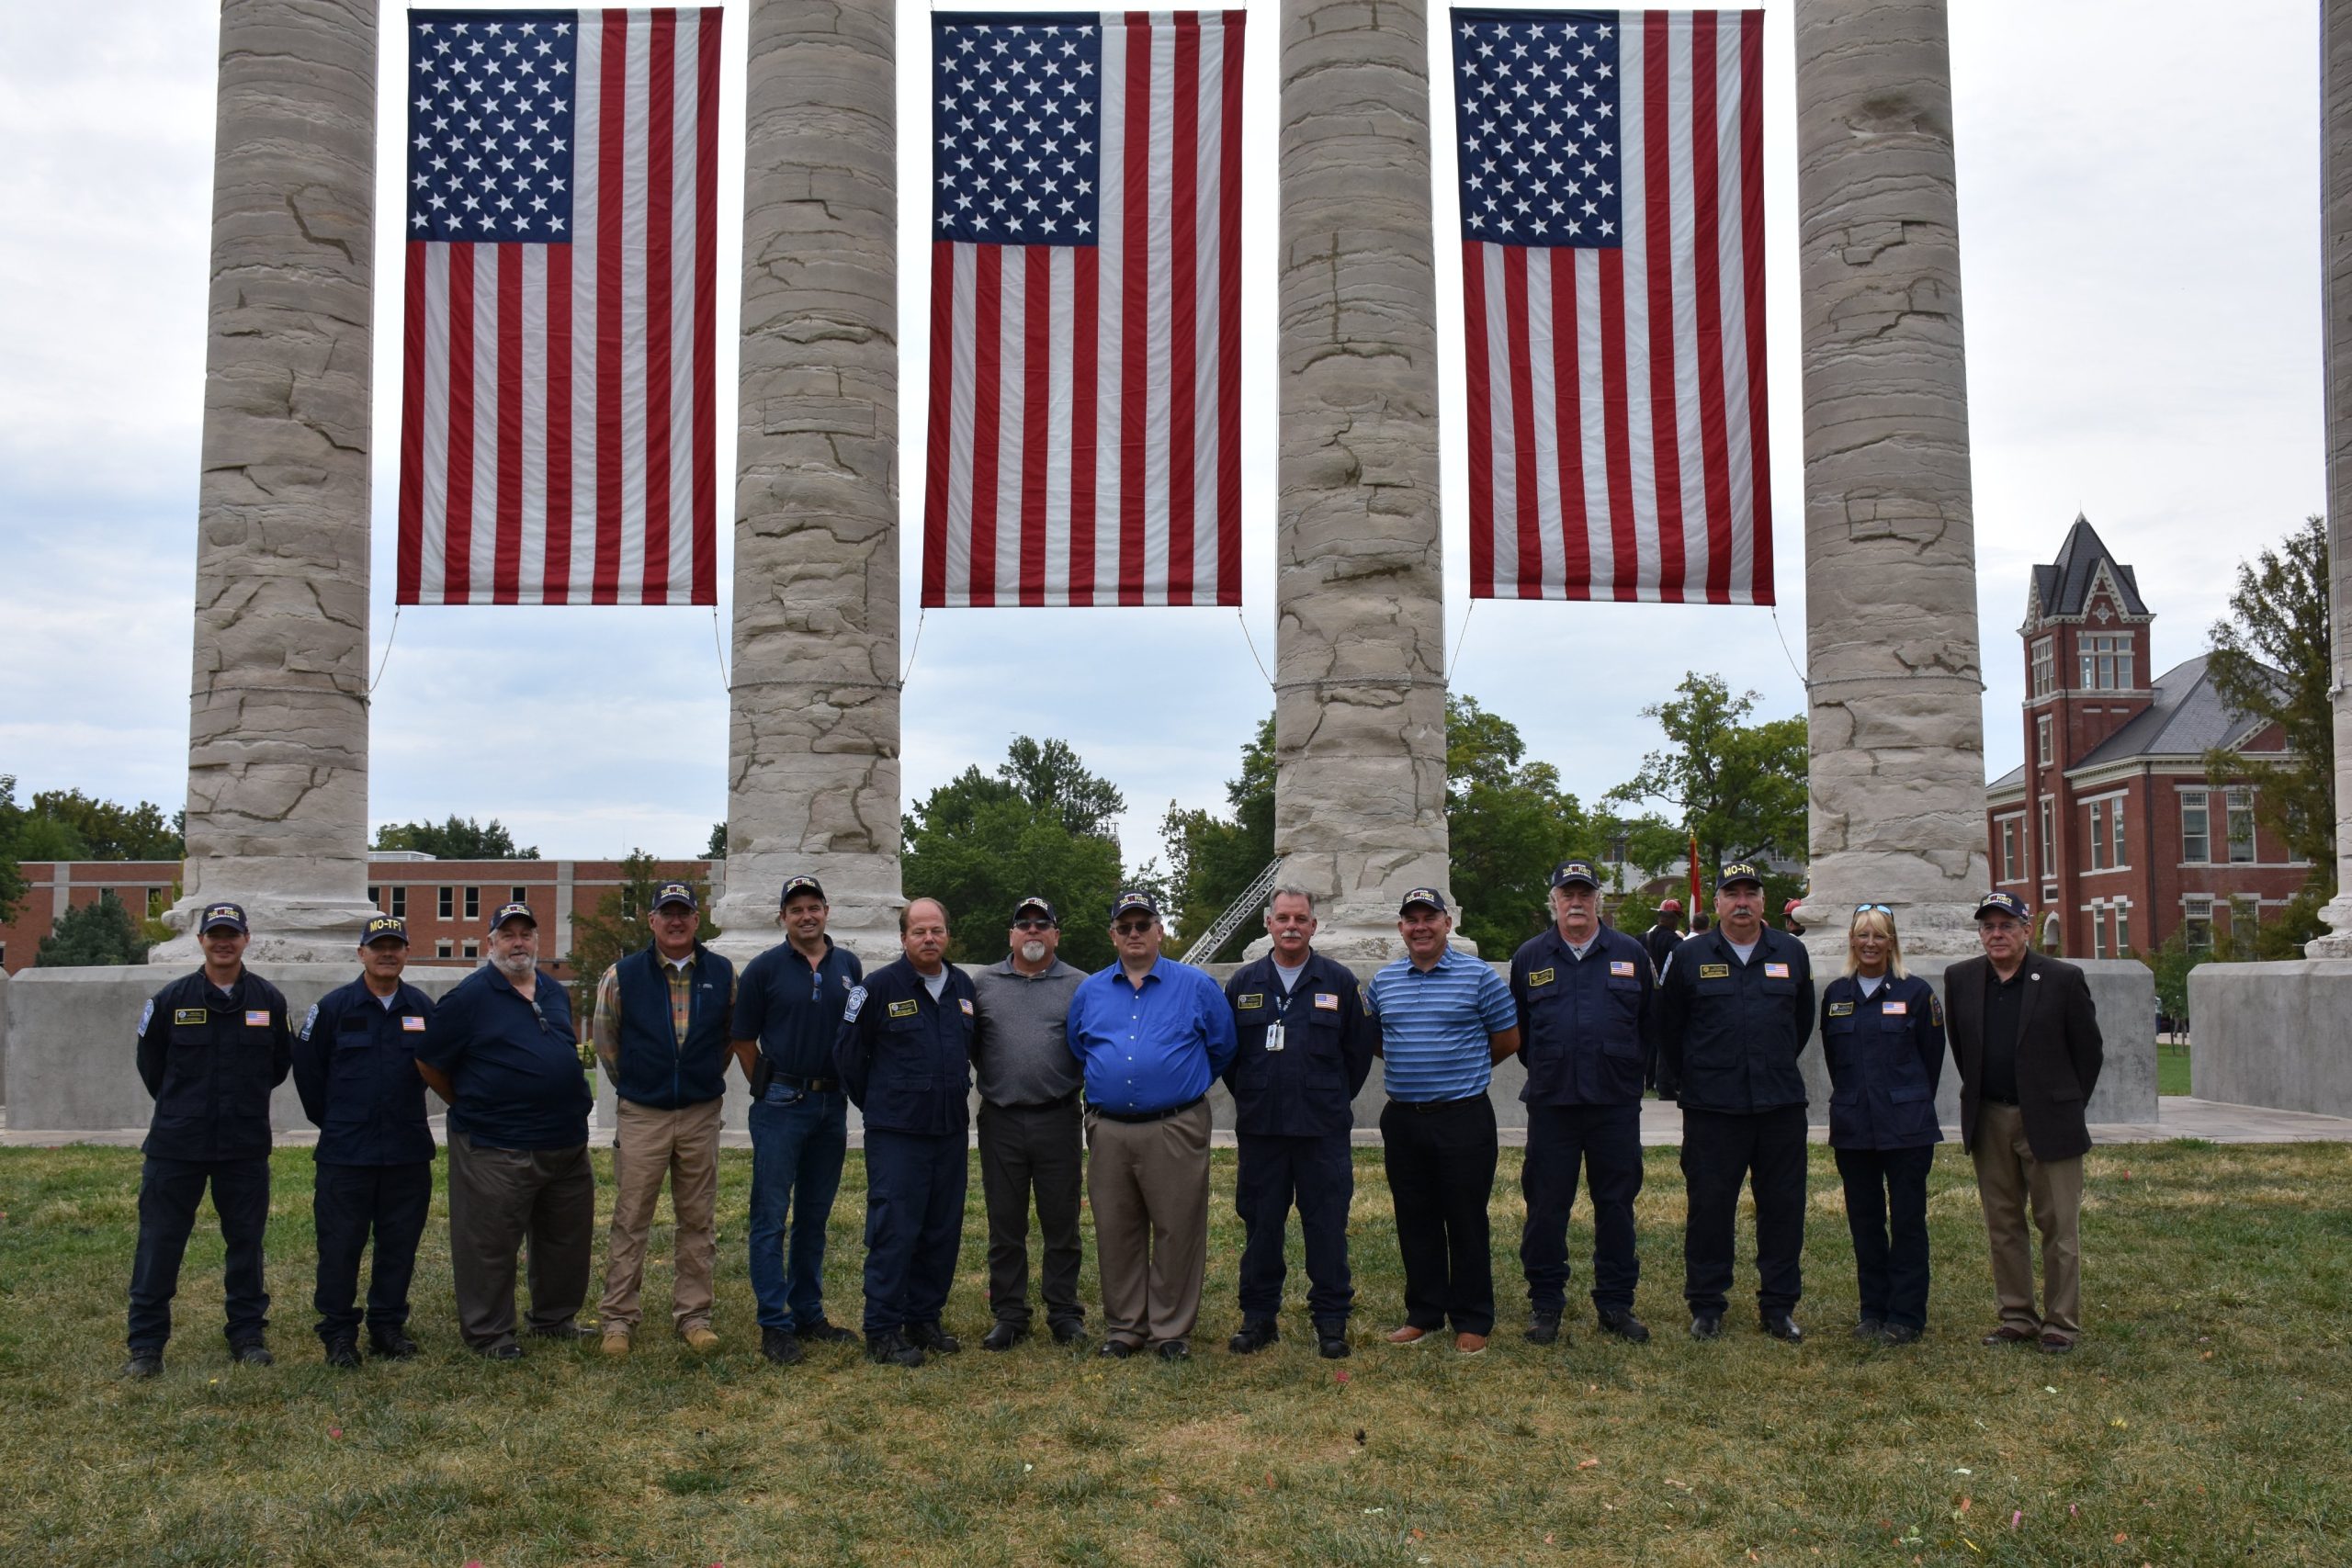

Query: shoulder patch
300;1003;319;1042
842;985;868;1022
1236;992;1264;1010
174;1008;209;1025
138;999;154;1038
887;998;921;1019
1930;996;1945;1025
1527;966;1555;988
1826;1000;1855;1018
1698;963;1731;980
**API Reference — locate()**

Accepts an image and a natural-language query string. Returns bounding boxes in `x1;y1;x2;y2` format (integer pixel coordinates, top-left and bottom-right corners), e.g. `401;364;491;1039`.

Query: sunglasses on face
1113;921;1155;936
1013;919;1057;931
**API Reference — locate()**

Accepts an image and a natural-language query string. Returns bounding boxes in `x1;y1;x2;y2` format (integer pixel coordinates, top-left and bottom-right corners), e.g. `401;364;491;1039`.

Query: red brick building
1;855;713;978
1984;517;2310;958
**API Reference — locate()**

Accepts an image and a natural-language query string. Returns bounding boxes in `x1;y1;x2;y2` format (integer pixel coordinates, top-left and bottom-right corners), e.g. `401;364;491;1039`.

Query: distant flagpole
1689;830;1702;918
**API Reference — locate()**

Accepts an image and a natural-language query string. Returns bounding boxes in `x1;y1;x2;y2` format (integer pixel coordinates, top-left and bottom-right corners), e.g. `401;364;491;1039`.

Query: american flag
396;9;719;606
921;11;1246;608
1451;9;1770;605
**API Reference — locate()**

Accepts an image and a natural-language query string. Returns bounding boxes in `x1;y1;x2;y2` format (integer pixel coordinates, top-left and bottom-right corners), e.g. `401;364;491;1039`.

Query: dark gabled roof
2073;654;2281;768
2032;515;2148;620
1987;761;2027;795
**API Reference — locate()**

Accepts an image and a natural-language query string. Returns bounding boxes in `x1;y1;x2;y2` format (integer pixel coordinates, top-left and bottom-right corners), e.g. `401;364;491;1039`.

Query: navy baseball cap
1398;886;1448;915
1550;860;1600;890
198;901;248;934
361;915;409;946
1974;890;2031;922
1012;896;1059;924
488;900;537;932
1110;890;1160;921
780;875;826;907
651;882;698;912
1716;862;1765;890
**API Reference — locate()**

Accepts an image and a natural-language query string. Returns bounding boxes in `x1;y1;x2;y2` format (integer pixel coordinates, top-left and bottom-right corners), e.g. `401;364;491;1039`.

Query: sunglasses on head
1854;904;1893;916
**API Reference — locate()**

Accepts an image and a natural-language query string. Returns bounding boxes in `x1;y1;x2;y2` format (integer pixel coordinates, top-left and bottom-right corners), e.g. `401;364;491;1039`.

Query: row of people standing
121;864;2102;1374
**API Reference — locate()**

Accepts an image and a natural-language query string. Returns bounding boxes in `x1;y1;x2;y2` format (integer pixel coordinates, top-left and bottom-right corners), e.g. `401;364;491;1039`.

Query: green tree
706;822;728;859
1446;695;1602;955
1605;673;1807;892
2204;514;2336;900
35;890;151;967
22;788;184;860
1159;716;1275;963
0;776;27;925
903;739;1134;971
564;850;718;1023
373;816;541;860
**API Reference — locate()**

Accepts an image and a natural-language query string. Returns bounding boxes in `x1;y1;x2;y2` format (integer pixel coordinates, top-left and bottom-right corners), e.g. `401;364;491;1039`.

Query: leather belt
773;1072;840;1093
1091;1093;1205;1124
1387;1094;1485;1114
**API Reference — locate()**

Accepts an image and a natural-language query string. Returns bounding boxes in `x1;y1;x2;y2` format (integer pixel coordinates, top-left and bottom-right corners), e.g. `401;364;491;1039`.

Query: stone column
713;0;903;962
1788;0;1987;960
1269;0;1453;962
2312;0;2352;957
155;0;379;965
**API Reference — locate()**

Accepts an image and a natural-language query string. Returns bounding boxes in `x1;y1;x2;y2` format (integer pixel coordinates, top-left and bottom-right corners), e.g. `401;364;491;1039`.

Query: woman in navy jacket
1817;906;1946;1344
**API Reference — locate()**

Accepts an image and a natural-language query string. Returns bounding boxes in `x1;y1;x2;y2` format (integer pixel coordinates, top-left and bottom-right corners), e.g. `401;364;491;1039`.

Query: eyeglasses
1112;921;1156;936
1013;919;1057;931
1854;904;1893;916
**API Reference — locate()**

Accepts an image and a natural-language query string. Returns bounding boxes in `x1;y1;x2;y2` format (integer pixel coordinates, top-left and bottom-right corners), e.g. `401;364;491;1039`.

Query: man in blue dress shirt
1067;890;1238;1360
1366;888;1520;1355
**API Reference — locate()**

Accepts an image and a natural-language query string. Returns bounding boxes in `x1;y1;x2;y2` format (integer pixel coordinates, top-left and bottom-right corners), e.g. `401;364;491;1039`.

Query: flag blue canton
933;14;1102;246
407;10;577;243
1451;9;1622;247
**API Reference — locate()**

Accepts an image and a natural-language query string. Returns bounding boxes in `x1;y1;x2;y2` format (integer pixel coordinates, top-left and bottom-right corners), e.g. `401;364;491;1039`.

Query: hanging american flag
396;9;719;606
1451;9;1770;605
922;11;1245;608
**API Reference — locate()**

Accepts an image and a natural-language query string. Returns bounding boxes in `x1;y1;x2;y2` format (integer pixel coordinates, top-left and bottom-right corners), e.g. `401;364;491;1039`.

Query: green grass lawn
3;1141;2347;1566
2157;1043;2192;1097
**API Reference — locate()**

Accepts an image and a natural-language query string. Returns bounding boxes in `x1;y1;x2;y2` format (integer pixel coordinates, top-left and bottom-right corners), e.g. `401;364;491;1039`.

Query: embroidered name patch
174;1008;208;1026
1610;961;1636;978
401;1016;427;1032
1698;964;1731;980
1236;993;1264;1010
1527;967;1556;987
1763;963;1791;979
244;1010;271;1027
1883;1000;1908;1016
1314;992;1340;1010
887;998;920;1020
1827;1001;1855;1017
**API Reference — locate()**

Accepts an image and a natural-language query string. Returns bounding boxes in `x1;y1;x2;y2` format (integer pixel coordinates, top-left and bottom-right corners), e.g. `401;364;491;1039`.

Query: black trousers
313;1160;435;1344
1235;1130;1354;1323
445;1132;595;1351
128;1155;271;1352
1835;1144;1935;1331
977;1099;1086;1330
1380;1096;1498;1335
1520;1101;1644;1315
1679;1104;1808;1317
863;1129;967;1336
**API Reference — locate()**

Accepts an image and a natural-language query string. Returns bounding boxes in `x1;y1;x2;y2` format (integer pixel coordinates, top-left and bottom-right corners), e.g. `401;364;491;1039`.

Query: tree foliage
36;890;152;967
2204;514;2335;897
1604;673;1807;886
564;850;718;1024
373;816;541;860
0;777;26;927
903;739;1134;972
1160;716;1276;963
1447;696;1616;955
706;822;728;859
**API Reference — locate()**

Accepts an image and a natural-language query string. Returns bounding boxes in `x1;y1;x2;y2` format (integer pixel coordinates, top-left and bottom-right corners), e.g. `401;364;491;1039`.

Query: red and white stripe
1463;9;1770;605
922;10;1245;608
397;8;719;606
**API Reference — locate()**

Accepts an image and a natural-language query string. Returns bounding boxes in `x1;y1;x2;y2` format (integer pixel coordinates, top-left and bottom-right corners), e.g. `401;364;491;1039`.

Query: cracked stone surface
714;0;904;963
1789;0;1988;960
1271;0;1455;960
155;0;379;966
2312;1;2352;956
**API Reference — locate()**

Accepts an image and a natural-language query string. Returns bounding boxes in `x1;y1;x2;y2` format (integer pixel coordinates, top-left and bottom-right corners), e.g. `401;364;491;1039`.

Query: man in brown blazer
1942;892;2104;1353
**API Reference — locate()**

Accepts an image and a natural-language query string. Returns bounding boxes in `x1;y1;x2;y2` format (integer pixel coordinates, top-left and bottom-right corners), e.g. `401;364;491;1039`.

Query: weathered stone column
1788;0;1987;960
2312;0;2352;958
155;0;379;964
1272;0;1454;962
714;0;903;961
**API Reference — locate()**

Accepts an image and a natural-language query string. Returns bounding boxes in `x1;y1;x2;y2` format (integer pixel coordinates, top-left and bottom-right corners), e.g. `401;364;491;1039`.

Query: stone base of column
2303;894;2352;957
150;889;381;966
2188;959;2352;1116
1794;898;1986;969
707;854;905;967
1237;895;1478;964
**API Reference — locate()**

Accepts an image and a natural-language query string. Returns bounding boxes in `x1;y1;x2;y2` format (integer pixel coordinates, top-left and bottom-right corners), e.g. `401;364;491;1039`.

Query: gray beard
1019;941;1048;964
493;953;537;984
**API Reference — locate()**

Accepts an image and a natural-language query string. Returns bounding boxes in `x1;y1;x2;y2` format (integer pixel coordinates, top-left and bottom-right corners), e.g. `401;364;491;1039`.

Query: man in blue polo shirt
415;902;594;1359
1366;887;1519;1355
1067;890;1238;1361
729;874;865;1365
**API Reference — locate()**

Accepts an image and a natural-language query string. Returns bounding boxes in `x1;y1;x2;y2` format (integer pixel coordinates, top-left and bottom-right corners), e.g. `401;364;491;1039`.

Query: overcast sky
0;2;2324;874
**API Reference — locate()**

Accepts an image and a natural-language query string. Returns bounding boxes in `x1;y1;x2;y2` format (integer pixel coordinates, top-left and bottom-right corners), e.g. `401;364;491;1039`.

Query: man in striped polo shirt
1366;888;1521;1355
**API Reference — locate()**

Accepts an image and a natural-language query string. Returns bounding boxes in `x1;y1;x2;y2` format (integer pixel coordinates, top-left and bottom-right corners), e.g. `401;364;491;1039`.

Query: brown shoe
1454;1333;1488;1356
1979;1325;2036;1347
682;1326;721;1353
1385;1325;1431;1346
2038;1333;2075;1354
600;1330;632;1359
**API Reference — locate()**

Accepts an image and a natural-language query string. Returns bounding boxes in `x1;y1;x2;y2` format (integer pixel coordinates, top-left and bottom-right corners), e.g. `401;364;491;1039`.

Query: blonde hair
1843;907;1908;980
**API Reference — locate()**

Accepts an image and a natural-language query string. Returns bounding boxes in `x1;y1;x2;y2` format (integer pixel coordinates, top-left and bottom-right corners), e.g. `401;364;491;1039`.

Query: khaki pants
1970;1101;2084;1340
599;1097;724;1336
446;1133;594;1351
1086;1100;1211;1348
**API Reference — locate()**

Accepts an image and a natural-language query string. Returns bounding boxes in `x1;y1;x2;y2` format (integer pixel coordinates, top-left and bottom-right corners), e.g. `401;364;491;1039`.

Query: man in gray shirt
971;897;1091;1349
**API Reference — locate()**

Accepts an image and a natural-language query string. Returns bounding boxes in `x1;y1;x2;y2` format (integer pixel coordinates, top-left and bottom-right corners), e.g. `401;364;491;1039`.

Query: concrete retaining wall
2190;960;2352;1118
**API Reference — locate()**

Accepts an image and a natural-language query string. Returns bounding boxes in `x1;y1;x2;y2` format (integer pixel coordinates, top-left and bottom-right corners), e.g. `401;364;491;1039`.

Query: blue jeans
748;1085;849;1333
